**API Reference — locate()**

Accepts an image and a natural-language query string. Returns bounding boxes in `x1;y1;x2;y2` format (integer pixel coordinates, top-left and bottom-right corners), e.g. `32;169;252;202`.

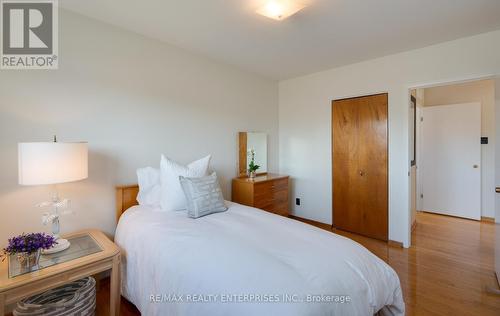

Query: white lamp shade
18;142;88;185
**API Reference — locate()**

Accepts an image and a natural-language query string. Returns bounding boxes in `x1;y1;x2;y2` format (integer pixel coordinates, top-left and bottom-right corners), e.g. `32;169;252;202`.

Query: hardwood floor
96;211;500;315
96;278;140;316
331;212;500;316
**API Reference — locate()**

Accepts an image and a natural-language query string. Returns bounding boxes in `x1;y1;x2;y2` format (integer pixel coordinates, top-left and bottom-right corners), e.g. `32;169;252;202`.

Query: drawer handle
496;187;500;193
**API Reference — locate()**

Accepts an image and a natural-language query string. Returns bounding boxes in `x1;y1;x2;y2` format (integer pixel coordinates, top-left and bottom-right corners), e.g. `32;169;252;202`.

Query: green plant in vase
248;149;260;179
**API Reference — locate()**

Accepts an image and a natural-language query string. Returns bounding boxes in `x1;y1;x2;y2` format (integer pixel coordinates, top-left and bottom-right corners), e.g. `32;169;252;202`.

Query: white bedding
115;202;404;316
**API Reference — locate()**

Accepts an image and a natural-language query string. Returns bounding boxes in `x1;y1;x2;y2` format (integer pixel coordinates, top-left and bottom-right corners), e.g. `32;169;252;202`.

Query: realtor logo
1;0;58;69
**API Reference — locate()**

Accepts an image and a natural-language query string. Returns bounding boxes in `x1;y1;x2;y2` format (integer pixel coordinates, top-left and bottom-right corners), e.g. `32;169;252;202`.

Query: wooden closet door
332;93;388;241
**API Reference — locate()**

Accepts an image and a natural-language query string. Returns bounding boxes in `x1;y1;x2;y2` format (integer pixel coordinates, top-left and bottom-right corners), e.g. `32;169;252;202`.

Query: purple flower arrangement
2;233;57;259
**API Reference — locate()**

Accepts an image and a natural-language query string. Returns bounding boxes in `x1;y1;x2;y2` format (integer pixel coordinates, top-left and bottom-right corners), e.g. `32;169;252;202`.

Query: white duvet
115;202;404;316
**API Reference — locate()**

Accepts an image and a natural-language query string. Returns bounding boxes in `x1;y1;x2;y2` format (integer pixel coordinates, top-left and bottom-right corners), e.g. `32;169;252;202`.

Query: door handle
359;170;366;176
473;165;479;169
496;187;500;193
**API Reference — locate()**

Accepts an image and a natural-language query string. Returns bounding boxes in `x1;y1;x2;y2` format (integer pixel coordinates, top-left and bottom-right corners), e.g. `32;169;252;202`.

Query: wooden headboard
116;185;139;222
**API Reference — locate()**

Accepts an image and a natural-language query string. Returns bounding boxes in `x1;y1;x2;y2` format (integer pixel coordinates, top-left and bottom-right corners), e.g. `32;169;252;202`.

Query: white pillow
136;167;161;207
160;155;211;212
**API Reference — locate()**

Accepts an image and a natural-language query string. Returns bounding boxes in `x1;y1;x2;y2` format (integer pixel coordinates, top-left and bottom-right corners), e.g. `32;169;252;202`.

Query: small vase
249;171;256;179
17;249;41;271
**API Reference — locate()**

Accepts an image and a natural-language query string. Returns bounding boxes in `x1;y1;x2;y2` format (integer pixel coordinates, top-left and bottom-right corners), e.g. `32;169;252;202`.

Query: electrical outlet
295;198;301;206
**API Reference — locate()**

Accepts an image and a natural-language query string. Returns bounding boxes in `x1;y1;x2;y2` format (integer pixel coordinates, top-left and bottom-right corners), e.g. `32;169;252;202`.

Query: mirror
238;132;268;177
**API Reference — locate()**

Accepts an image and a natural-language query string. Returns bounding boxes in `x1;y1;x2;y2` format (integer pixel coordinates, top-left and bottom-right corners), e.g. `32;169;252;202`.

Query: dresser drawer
259;202;289;216
254;178;288;197
232;174;289;217
271;202;289;216
254;190;288;209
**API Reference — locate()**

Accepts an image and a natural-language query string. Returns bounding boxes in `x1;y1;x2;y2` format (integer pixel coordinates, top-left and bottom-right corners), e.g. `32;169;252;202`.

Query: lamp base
42;238;71;254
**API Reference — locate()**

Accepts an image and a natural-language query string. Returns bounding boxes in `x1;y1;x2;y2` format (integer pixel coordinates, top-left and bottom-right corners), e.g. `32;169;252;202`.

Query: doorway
421;103;481;219
410;79;495;230
332;93;388;241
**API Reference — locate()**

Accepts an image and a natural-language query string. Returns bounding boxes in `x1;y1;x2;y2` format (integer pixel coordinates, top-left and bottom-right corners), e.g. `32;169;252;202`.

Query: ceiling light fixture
256;0;307;21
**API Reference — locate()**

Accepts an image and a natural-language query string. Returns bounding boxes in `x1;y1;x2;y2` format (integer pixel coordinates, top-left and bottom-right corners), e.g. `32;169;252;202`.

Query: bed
114;185;404;316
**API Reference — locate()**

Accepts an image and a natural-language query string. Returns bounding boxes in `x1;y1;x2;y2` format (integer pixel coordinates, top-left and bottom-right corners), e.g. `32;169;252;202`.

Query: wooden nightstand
232;173;290;216
0;230;120;316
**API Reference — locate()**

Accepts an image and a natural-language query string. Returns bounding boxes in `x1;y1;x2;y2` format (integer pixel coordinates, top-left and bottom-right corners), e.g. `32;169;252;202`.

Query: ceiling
61;0;500;80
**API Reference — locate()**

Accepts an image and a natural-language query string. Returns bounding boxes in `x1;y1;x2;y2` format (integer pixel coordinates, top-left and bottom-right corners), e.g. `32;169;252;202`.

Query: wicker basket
13;277;96;316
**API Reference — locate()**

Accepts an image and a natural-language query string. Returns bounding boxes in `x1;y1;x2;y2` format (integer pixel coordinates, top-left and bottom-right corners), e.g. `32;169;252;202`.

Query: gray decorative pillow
179;172;228;218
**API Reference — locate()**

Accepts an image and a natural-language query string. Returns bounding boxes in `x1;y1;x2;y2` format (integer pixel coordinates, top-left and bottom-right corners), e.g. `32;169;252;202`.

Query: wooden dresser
231;174;289;217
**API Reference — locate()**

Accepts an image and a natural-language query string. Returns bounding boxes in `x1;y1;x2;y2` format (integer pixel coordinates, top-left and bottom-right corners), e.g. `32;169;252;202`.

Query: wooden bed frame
115;185;139;222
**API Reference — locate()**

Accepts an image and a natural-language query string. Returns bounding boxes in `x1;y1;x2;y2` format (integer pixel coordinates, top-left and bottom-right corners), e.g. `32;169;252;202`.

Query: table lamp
18;138;88;253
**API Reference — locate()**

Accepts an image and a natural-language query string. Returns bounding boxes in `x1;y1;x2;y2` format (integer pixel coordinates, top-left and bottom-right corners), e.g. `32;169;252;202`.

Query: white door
416;106;424;211
494;78;499;284
422;102;481;220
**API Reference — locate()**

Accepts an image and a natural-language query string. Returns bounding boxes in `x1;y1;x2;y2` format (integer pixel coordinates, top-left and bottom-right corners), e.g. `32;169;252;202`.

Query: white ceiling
61;0;500;80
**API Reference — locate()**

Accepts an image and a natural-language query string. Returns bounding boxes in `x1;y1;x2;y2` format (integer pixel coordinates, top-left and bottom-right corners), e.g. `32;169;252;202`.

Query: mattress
115;202;404;316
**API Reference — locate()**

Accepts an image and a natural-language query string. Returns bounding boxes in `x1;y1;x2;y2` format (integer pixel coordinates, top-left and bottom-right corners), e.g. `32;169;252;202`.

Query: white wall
0;10;279;247
279;29;500;247
423;80;495;218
